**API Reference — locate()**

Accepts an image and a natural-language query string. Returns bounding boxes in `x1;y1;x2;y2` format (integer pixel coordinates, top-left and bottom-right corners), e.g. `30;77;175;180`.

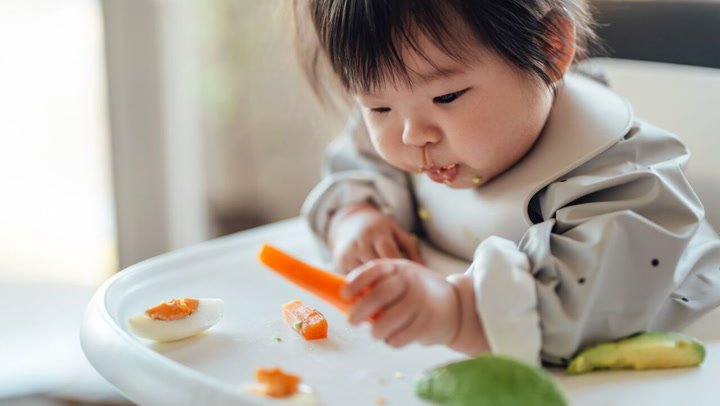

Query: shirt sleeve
301;110;415;258
469;120;720;365
470;236;542;366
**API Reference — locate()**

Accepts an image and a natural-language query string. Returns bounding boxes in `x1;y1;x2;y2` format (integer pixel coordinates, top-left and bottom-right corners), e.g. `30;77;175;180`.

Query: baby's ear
542;8;576;82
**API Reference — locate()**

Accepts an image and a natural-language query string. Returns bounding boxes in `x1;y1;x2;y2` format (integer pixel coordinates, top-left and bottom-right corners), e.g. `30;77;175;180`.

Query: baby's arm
472;122;720;365
302;111;421;272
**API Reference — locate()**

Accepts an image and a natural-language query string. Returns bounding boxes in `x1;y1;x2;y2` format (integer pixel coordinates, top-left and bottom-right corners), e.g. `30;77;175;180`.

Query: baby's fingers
385;311;429;348
370;291;416;340
342;261;392;299
347;270;407;325
356;240;382;263
393;229;424;265
373;236;403;259
337;255;362;275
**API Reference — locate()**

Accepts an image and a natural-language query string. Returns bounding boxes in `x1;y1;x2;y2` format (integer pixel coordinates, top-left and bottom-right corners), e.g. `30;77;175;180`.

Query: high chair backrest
580;58;720;230
591;0;720;70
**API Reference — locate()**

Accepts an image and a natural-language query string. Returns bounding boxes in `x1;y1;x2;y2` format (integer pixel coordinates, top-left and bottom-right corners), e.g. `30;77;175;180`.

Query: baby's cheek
371;139;396;161
379;149;413;173
367;133;410;169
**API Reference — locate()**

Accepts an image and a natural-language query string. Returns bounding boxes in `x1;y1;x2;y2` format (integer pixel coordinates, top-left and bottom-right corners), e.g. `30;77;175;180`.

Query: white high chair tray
81;218;720;406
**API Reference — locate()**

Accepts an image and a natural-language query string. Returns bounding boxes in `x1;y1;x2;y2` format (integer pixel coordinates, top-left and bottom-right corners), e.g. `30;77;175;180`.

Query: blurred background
0;0;347;289
1;0;344;404
0;0;718;405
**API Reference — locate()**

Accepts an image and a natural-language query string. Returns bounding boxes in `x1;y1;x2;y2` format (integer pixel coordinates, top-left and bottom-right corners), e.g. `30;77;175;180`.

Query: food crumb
393;371;404;379
418;207;430;221
376;396;385;405
274;336;282;342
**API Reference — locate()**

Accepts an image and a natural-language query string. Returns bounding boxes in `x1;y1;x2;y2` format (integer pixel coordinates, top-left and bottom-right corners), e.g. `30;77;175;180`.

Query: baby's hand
328;202;423;274
340;259;459;348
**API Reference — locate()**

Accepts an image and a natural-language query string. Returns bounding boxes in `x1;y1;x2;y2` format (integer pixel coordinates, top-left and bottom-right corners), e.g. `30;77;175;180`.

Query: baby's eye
370;107;391;114
433;88;468;104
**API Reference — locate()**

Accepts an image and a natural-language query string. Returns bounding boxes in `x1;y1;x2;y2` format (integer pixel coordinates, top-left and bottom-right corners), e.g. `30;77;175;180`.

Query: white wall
102;0;211;268
0;0;116;285
102;0;346;268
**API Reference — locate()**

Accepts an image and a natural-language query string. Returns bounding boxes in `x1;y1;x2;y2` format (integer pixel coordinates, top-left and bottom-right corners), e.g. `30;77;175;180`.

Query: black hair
292;0;598;100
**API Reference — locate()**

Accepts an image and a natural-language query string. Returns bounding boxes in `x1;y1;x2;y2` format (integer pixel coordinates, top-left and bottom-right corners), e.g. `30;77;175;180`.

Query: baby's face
354;35;555;189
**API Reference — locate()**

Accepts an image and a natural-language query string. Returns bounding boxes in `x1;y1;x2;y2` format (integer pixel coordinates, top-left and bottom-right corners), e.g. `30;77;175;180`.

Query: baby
293;0;720;365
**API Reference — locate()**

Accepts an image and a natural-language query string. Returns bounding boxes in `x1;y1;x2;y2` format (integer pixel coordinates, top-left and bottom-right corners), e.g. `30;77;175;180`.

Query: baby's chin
443;180;481;190
445;173;492;189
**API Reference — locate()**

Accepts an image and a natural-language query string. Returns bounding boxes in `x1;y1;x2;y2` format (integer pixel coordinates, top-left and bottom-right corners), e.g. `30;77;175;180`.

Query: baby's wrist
441;278;462;347
445;274;489;356
335;200;377;218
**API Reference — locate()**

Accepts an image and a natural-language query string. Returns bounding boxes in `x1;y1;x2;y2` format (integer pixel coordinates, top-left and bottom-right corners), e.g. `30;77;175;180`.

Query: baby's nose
401;120;442;147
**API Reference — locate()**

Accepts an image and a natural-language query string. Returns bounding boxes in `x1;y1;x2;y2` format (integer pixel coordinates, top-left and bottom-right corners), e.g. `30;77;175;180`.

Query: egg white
127;298;224;342
244;383;319;406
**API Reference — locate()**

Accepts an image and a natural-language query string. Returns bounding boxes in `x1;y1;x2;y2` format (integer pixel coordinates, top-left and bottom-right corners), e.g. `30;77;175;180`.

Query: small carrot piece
255;367;300;397
258;244;351;313
282;300;328;340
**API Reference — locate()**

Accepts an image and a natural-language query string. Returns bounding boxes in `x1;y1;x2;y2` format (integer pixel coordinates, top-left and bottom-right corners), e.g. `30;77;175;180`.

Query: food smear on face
283;300;328;340
425;163;459;184
127;297;224;342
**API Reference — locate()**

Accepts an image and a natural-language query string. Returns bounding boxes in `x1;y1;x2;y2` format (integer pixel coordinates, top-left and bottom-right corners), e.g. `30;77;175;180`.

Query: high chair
77;60;720;405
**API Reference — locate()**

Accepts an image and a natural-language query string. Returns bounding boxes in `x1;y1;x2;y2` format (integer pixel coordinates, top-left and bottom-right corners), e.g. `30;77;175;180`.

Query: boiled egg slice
244;367;320;406
127;297;224;342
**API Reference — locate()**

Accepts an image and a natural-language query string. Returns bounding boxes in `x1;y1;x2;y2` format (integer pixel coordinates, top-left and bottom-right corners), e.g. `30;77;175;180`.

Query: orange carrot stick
258;244;352;313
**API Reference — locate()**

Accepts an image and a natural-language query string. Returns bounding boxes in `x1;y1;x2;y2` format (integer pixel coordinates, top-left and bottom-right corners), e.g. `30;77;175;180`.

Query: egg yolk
255;367;300;397
145;297;199;321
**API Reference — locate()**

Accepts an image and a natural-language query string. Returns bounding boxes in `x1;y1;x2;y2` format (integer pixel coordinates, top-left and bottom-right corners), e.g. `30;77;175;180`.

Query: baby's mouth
423;163;460;184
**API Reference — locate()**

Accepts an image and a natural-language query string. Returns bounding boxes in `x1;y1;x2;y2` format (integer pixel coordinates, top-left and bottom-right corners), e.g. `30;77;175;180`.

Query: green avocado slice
416;355;567;406
566;331;706;374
